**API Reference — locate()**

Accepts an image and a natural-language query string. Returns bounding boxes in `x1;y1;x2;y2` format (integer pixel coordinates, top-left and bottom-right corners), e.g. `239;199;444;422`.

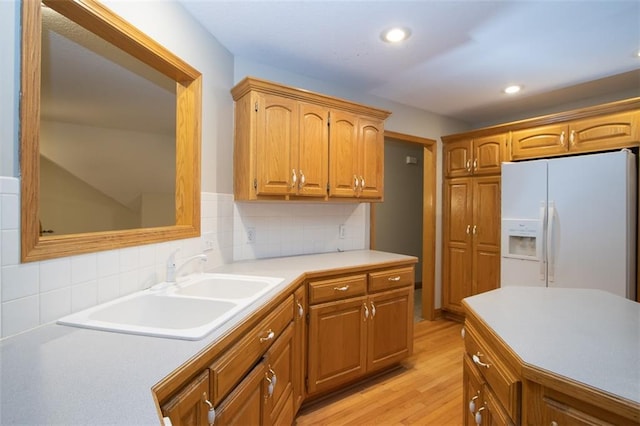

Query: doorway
370;130;436;321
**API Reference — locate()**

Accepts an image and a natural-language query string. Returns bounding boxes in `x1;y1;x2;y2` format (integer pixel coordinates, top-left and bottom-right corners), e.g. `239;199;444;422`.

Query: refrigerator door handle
539;201;546;281
547;201;556;283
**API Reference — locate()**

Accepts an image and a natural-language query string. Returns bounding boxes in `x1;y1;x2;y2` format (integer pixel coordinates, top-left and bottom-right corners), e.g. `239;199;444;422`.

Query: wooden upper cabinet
569;110;639;153
328;113;384;199
298;102;329;197
511;123;570;160
328;110;359;198
232;77;390;201
473;135;504;175
444;134;505;177
255;93;298;196
511;110;640;160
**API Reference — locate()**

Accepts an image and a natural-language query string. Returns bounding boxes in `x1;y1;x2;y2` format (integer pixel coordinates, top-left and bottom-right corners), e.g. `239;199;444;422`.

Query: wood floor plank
296;319;464;425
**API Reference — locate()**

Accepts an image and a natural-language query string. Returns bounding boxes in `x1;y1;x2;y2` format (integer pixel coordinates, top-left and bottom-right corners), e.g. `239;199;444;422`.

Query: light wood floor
295;319;464;425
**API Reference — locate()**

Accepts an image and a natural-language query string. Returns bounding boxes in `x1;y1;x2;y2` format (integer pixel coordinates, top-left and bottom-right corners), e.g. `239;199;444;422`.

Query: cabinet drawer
210;296;293;405
465;324;520;422
368;267;414;292
308;274;367;304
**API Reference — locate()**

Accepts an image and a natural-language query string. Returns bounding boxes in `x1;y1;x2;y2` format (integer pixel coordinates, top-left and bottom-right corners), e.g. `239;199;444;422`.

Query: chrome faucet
166;250;207;283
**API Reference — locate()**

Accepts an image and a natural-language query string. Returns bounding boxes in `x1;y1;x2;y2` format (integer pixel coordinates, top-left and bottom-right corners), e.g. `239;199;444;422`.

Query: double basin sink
57;274;284;340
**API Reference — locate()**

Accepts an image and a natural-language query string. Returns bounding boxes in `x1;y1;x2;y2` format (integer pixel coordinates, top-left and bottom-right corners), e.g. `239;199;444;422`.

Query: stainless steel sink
57;273;284;340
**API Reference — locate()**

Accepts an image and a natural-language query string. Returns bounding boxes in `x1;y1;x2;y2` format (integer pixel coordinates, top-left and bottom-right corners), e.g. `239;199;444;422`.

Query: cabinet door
214;363;264;426
570;110;640;153
298;102;329;197
473;135;504;175
358;117;384;199
442;178;473;313
161;370;211;426
292;286;307;412
307;296;368;395
511;124;569;160
255;93;298;195
367;287;413;372
328;110;359;198
472;176;501;295
463;356;484;426
444;139;472;178
263;324;294;426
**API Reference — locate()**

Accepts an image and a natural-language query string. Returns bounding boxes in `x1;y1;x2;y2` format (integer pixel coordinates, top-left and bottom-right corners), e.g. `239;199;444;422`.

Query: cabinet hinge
253;178;257;190
254;101;258;112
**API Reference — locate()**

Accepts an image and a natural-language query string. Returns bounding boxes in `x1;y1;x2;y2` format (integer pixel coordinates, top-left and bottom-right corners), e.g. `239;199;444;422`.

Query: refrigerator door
500;159;548;288
547;151;635;298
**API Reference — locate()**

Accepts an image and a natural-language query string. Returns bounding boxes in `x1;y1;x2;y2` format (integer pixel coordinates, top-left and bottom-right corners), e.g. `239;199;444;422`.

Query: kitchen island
0;250;416;425
462;287;640;425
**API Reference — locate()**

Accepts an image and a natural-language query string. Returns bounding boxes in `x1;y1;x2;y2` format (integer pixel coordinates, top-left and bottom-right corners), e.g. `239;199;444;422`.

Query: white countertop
0;250;415;425
463;287;640;404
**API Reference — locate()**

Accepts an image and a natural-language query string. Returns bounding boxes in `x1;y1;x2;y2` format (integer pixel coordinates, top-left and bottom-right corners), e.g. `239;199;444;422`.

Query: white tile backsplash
0;177;368;339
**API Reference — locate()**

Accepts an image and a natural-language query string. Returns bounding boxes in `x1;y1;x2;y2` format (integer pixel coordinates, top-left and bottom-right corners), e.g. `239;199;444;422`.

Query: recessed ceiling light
381;27;411;43
504;85;522;95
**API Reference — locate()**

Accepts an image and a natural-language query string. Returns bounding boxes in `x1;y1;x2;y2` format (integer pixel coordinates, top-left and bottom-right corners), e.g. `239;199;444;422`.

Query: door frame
370;130;437;321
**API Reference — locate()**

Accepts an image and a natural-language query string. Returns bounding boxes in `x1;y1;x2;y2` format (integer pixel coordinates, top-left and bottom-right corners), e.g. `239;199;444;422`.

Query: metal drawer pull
259;329;275;342
472;352;491;369
297;301;304;318
370;301;376;318
387;276;401;282
202;392;216;425
333;285;350;291
363;303;369;320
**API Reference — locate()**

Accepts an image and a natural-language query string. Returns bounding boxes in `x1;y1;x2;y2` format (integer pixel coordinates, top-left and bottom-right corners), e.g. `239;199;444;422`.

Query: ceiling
178;0;640;126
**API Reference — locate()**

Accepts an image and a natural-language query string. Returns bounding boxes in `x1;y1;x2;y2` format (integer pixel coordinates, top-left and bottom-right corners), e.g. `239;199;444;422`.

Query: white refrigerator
500;150;637;299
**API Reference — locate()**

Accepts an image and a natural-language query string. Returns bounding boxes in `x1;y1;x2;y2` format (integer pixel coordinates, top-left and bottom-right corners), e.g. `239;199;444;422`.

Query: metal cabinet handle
297;301;304;318
466;159;471;172
560;131;566;147
291;169;297;189
202;392;216;426
360;176;365;189
469;393;479;413
472;352;491;369
569;130;576;146
265;373;274;398
299;170;306;189
370;301;376;318
363;303;369;320
259;329;275;342
473;159;478;171
353;175;359;190
333;285;349;291
388;276;401;282
472;225;477;235
475;406;485;425
466;225;471;235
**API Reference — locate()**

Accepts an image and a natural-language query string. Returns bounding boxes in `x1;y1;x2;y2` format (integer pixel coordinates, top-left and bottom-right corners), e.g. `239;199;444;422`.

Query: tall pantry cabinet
441;134;504;319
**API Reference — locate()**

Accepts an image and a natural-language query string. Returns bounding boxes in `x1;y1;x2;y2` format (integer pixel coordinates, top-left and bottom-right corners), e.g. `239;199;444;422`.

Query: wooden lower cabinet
442;176;500;317
464;303;640;426
307;267;414;397
214;364;264;425
367;287;413;371
292;286;307;412
161;370;212;426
